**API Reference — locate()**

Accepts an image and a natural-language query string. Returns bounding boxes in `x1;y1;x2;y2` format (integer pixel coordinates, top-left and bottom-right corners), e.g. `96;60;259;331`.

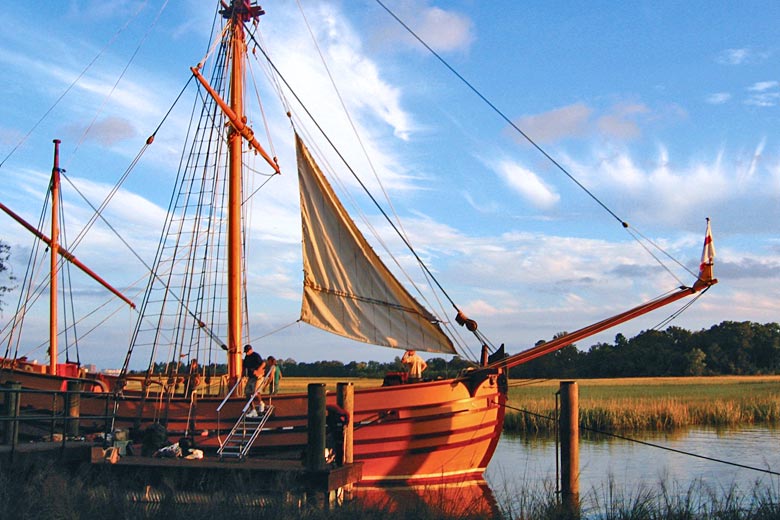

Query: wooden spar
0;201;136;310
495;281;716;370
490;221;719;370
49;140;60;376
189;67;280;175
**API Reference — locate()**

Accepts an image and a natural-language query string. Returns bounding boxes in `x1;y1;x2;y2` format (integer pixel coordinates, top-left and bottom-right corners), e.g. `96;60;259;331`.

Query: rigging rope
373;0;699;298
0;1;149;170
374;0;626;228
291;0;477;359
251;41;467;323
72;0;171;156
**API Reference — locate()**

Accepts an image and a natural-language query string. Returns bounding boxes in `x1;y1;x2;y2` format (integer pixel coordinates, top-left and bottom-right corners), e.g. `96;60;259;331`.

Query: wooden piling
336;382;355;503
2;381;21;448
65;380;81;437
306;383;326;471
336;382;354;465
559;380;579;515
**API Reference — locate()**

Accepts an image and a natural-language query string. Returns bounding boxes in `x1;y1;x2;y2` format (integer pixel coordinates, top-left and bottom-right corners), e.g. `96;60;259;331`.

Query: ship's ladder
217;403;274;461
217;373;273;461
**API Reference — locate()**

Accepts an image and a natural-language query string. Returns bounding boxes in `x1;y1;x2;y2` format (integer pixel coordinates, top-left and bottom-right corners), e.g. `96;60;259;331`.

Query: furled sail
297;134;456;354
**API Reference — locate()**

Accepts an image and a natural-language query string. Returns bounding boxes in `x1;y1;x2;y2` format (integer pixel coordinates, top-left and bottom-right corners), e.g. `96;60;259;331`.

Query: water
486;427;780;506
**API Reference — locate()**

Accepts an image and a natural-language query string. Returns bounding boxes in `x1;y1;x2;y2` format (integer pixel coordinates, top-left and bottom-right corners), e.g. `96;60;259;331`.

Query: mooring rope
503;403;780;477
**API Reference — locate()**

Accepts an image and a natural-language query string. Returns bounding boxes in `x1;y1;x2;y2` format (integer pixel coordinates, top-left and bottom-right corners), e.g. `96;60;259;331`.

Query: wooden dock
0;382;363;507
91;445;363;498
1;440;362;506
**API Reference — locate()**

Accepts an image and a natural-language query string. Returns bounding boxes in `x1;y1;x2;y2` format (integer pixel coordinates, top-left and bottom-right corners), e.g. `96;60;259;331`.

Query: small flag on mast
698;218;715;281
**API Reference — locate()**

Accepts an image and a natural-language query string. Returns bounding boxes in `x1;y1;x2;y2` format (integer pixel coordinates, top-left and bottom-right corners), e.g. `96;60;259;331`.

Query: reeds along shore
504;376;780;434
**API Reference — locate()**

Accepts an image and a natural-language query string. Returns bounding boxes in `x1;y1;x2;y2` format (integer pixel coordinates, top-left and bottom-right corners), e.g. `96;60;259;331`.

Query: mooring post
2;381;22;450
306;383;327;471
65;380;81;438
559;380;580;515
336;382;355;503
336;382;354;465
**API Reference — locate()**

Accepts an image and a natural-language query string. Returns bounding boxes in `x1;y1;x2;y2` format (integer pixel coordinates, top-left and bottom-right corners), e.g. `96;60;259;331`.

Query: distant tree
684;347;707;376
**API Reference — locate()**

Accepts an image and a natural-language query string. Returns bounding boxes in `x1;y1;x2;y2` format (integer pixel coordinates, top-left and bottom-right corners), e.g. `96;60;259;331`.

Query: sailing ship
0;1;717;484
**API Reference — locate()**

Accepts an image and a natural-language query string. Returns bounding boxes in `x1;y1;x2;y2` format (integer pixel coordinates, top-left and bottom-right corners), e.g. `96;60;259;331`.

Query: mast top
220;1;265;22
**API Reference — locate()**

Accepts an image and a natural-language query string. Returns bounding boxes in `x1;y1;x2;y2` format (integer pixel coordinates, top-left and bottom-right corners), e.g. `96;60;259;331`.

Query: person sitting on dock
242;344;266;416
401;349;427;383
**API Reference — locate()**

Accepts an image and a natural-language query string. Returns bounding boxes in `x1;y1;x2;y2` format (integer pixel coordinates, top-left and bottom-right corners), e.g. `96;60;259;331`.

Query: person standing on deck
263;356;282;397
185;358;200;398
402;349;427;382
243;345;266;416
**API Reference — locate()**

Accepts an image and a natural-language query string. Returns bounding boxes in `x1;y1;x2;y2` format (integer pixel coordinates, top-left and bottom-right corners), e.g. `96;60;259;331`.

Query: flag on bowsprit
698;218;715;281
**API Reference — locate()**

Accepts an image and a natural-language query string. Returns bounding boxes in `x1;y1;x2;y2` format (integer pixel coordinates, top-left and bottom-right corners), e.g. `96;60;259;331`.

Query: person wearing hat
243;344;266;416
401;349;427;383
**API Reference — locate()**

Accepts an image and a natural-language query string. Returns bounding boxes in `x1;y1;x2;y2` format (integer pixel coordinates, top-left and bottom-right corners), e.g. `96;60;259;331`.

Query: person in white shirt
401;349;427;382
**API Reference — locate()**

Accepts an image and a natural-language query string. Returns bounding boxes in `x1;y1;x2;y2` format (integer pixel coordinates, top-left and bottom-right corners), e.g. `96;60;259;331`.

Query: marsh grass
279;376;780;435
505;376;780;435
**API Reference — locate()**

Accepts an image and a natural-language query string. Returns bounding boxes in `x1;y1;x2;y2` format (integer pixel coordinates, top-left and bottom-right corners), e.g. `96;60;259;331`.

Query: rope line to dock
504;404;780;478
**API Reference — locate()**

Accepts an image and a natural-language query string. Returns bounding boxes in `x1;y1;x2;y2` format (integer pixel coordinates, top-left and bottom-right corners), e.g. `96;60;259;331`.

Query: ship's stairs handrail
216;377;242;412
217;403;274;461
217;373;273;461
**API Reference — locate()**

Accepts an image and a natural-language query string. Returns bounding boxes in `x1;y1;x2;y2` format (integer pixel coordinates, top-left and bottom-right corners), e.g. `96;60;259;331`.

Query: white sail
297;134;456;354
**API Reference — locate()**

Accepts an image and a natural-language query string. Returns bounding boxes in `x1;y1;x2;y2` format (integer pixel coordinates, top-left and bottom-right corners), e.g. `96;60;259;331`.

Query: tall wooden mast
222;1;269;383
49;139;61;375
190;2;275;383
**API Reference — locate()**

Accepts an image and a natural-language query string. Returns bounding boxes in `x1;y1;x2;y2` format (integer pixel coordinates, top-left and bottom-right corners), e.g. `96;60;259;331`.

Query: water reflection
355;479;500;517
487;426;780;501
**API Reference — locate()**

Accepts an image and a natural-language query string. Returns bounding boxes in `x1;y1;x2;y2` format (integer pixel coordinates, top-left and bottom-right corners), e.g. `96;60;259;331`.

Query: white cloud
261;2;422;195
745;81;780;107
749;81;779;92
597;103;649;140
745;92;780;107
514;103;592;144
414;7;474;52
370;1;474;54
717;48;751;65
494;159;560;210
706;92;731;104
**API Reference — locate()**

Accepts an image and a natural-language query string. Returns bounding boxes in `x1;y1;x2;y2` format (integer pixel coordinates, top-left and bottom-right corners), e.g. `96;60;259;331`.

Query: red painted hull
0;367;505;484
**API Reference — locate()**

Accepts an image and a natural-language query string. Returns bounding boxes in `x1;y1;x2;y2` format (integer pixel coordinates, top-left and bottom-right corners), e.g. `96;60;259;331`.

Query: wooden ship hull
0;365;505;485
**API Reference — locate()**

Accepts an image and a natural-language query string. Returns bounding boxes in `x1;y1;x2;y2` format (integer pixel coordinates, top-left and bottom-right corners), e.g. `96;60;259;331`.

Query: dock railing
0;381;115;457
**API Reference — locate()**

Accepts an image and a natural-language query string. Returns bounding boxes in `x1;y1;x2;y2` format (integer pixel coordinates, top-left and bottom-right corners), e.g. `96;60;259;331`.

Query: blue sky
0;1;778;370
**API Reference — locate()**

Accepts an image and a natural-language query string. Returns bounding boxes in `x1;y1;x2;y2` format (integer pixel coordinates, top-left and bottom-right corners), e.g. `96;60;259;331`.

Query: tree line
145;321;780;380
509;321;780;378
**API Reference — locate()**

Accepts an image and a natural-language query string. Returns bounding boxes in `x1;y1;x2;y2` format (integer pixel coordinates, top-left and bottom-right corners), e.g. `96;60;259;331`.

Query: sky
0;1;778;370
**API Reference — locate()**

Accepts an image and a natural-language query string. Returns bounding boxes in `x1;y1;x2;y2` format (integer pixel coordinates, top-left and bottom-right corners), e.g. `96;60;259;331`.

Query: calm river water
486;427;780;507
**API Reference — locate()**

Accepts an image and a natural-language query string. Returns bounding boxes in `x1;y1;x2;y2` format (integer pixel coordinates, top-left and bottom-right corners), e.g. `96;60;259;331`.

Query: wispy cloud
412;6;474;52
706;92;732;104
717;48;751;65
370;0;475;54
597;103;649;140
513;103;592;144
493;159;560;210
513;102;662;145
745;80;780;107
